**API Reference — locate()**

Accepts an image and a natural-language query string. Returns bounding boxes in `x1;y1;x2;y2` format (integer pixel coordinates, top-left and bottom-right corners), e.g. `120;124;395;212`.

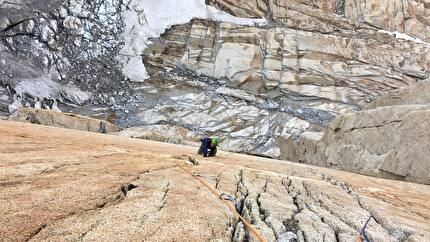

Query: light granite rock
379;109;430;184
280;131;326;166
323;105;430;183
281;82;430;184
9;107;119;133
366;81;430;109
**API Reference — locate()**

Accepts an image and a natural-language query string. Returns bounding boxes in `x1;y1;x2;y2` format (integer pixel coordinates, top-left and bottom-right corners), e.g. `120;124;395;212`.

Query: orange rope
179;166;266;242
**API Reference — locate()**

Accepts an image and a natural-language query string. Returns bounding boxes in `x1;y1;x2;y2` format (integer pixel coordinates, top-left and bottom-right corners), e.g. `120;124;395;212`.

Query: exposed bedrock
1;121;430;241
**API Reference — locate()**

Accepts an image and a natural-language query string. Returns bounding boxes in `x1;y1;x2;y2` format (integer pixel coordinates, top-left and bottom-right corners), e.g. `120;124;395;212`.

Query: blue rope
220;193;236;203
361;215;378;242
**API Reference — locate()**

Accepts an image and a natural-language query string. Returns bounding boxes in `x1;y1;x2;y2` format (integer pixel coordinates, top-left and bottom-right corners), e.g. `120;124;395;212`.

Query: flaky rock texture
1;120;430;241
1;0;429;157
281;83;430;184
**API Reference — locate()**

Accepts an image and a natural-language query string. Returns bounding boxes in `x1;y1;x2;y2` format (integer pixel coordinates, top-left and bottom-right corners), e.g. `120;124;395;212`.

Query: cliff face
209;0;430;43
1;0;429;157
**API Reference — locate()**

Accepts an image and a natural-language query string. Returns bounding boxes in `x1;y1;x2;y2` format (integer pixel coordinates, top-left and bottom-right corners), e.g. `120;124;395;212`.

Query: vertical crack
231;170;249;241
355;195;412;241
256;178;279;239
158;181;170;211
25;224;47;241
282;178;301;237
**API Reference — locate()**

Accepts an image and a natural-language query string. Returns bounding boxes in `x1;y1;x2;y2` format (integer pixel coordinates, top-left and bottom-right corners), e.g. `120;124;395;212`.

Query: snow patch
379;30;430;47
14;77;91;105
118;0;267;82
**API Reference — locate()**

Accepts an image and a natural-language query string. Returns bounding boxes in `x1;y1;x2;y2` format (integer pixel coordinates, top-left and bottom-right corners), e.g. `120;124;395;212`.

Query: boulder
379;109;430;184
9;107;119;133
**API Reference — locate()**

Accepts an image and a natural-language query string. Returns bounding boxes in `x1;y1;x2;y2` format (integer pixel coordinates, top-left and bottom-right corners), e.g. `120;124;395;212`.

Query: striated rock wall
1;0;429;157
209;0;430;43
146;19;425;107
140;0;429;156
366;80;430;109
344;0;430;42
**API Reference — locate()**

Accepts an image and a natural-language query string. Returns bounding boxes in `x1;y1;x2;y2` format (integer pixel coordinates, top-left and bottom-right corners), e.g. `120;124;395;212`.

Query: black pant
198;142;217;157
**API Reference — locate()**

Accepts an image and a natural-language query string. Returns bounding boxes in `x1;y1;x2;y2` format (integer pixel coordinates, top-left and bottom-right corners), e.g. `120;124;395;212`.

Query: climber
198;136;219;157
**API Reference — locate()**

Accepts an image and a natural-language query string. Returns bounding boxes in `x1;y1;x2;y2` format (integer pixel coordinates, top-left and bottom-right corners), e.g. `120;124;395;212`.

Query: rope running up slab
179;166;266;242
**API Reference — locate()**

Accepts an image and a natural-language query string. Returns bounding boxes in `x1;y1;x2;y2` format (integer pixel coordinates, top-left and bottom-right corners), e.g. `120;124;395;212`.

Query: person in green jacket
198;136;219;157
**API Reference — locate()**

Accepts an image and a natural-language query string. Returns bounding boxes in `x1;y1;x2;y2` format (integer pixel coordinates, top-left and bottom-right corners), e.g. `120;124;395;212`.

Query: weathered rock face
366;80;430;109
139;0;429;155
114;124;199;145
10;107;119;133
280;131;326;166
147;20;423;103
281;83;430;184
344;0;430;42
209;0;430;43
323;105;430;184
0;85;9;116
1;0;429;157
1;121;430;241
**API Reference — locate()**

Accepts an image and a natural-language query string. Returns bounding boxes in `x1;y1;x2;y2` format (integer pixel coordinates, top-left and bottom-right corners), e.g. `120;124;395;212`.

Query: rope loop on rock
193;172;218;182
219;193;235;203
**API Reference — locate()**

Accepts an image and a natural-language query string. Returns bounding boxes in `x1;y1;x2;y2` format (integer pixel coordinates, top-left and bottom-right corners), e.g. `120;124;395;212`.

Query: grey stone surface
281;82;430;184
366;80;430;109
